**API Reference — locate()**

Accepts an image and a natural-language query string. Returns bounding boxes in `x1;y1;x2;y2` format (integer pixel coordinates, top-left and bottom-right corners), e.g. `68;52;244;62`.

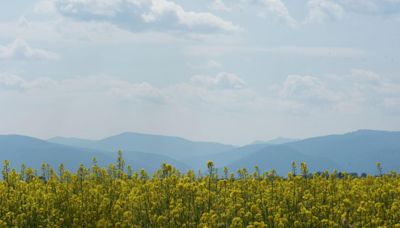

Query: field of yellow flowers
1;153;399;227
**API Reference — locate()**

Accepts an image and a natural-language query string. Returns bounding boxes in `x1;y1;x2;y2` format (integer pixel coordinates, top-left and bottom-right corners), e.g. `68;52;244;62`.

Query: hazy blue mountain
0;135;189;173
193;143;270;170
117;150;190;173
227;130;400;174
49;132;235;168
284;129;400;173
48;137;97;149
0;135;111;170
5;129;400;175
252;137;299;145
227;145;337;176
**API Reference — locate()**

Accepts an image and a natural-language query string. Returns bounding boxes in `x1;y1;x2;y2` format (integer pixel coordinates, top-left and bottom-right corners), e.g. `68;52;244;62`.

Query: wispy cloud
34;0;58;15
305;0;344;24
187;60;224;70
0;39;59;60
2;69;400;143
338;0;400;15
190;72;247;90
2;69;399;115
54;0;241;33
280;74;339;104
277;69;400;113
209;0;232;12
0;72;250;106
305;0;400;24
184;45;365;57
250;0;297;27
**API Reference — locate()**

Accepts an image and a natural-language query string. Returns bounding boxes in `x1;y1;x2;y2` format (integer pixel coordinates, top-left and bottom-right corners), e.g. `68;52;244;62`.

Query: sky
0;0;400;145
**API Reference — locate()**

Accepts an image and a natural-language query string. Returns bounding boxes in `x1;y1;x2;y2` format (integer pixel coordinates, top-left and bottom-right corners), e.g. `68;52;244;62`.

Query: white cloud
265;46;364;57
205;60;223;69
337;0;400;15
252;0;297;27
144;0;240;31
0;17;181;44
280;75;339;103
306;0;344;24
0;73;27;89
34;0;58;14
54;0;241;33
2;70;400;143
304;0;400;23
184;45;365;58
209;0;232;12
107;82;166;103
6;69;397;116
0;39;59;60
190;72;246;90
56;0;122;16
17;16;31;28
6;69;398;115
0;73;58;91
278;69;400;113
187;60;223;70
0;72;258;144
0;72;250;106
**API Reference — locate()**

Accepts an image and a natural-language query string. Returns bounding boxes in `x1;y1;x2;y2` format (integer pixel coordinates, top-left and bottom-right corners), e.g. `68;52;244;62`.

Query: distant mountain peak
252;137;299;145
112;131;183;140
3;129;400;174
348;129;400;135
48;136;84;141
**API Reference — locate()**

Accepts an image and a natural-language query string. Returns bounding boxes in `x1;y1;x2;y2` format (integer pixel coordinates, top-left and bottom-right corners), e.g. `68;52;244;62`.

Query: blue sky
0;0;400;145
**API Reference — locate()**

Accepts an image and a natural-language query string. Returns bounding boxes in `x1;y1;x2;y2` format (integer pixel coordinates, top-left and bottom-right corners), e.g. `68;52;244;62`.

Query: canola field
0;156;400;227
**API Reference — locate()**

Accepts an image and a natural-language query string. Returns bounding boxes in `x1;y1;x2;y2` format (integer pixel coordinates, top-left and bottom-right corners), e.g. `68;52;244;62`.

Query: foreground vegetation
1;153;399;227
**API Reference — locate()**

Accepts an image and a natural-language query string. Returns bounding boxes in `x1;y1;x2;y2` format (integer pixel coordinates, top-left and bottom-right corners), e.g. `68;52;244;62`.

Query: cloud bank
54;0;241;33
1;69;399;115
1;68;400;143
0;39;59;60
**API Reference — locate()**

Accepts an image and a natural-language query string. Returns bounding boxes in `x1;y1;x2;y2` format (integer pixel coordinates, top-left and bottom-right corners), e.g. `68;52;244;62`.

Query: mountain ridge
224;129;400;174
0;135;190;172
2;129;399;174
48;131;235;168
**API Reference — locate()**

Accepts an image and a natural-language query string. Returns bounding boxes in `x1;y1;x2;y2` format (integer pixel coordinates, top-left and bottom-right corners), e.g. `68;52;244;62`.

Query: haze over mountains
1;130;399;175
252;137;299;145
0;135;190;172
49;132;234;160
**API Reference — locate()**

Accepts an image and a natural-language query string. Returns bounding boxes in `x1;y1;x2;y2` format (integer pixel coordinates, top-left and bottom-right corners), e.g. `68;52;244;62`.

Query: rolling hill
0;135;189;172
228;145;337;175
2;129;400;175
224;130;400;174
252;137;299;145
49;132;235;169
0;135;110;170
192;143;269;170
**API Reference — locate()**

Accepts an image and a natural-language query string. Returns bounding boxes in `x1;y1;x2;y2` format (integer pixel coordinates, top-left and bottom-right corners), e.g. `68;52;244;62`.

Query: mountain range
0;129;399;175
0;135;189;173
